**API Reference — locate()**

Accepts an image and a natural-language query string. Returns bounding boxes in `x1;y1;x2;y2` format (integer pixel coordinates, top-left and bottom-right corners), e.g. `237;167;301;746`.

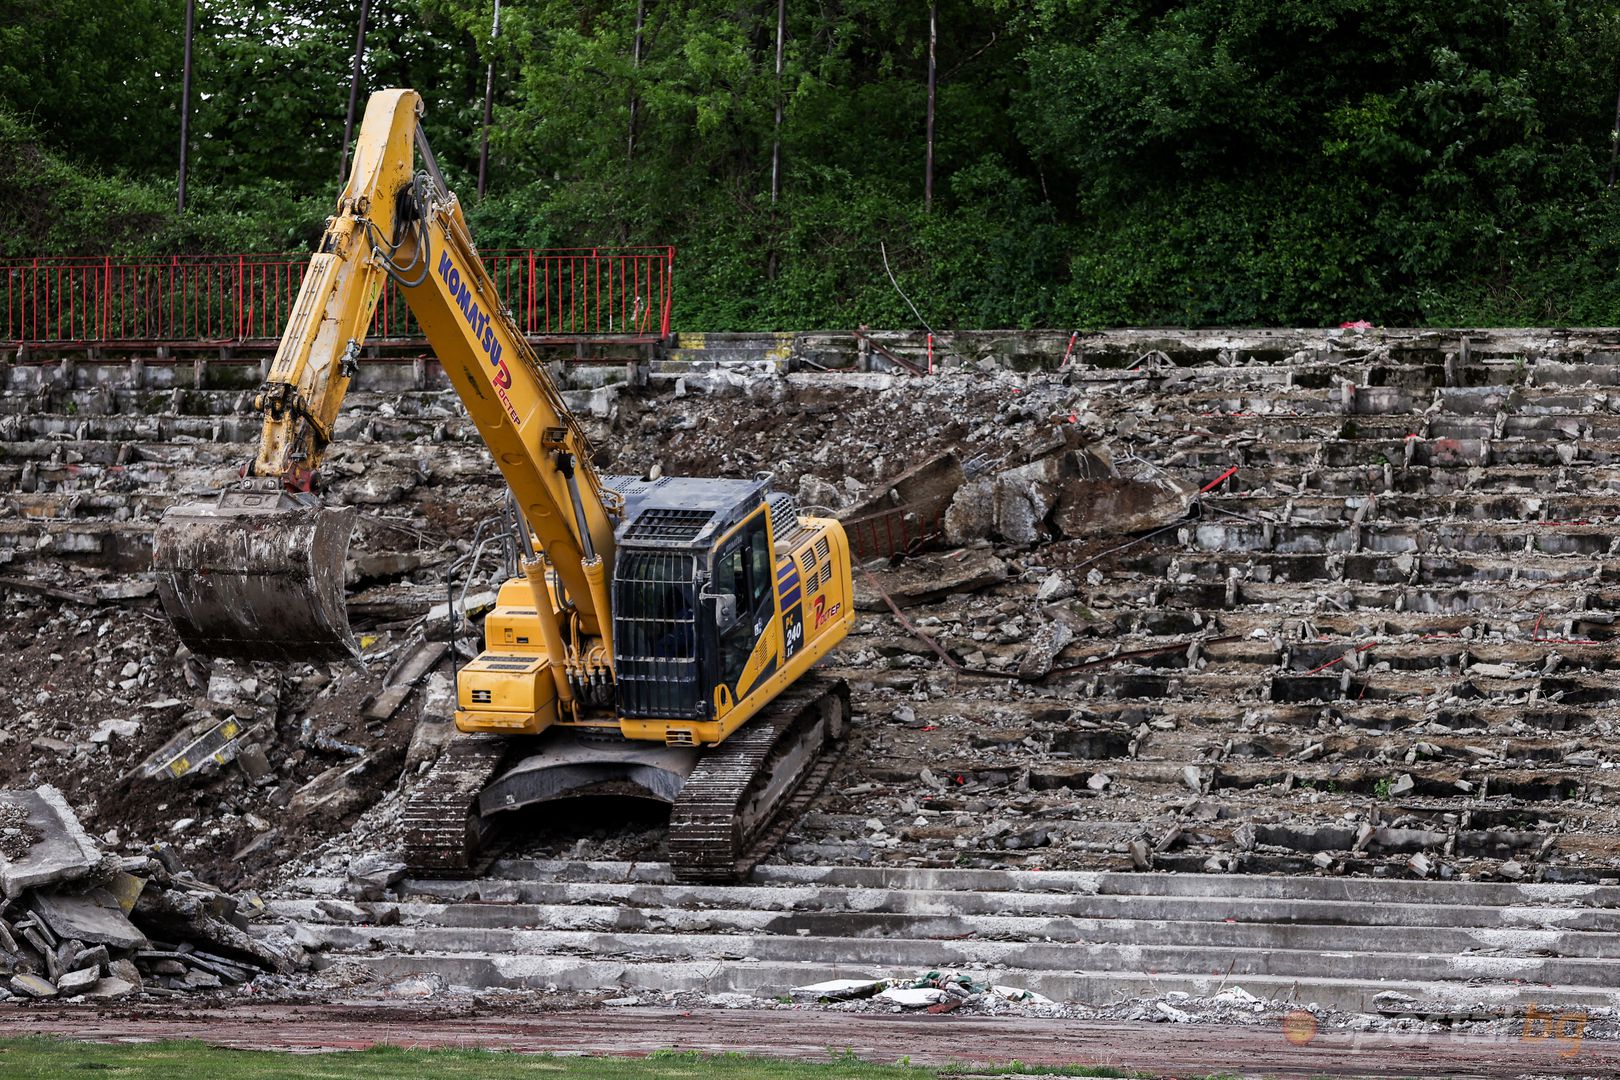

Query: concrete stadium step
317;858;1620;905
287;923;1620;986
281;879;1620;931
275;901;1620;964
270;860;1620;1012
314;952;1620;1014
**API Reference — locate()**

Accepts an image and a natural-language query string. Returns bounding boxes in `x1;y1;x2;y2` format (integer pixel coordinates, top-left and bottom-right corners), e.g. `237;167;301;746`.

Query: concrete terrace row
271;858;1620;1013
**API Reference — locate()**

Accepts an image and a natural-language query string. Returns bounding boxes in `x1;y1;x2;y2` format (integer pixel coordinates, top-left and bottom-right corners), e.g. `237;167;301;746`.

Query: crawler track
667;675;849;882
403;677;849;880
402;735;513;874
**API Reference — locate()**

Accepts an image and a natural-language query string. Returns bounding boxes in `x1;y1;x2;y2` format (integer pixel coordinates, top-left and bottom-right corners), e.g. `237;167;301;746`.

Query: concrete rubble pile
0;785;301;1001
792;971;1053;1015
6;326;1620;892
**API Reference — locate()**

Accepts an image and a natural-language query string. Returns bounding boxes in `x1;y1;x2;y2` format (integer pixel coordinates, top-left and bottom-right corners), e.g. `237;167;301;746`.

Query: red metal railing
0;247;675;348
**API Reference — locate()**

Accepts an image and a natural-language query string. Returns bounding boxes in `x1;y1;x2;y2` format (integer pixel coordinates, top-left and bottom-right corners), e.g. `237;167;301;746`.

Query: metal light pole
770;0;785;207
478;0;502;198
178;0;195;212
339;0;372;181
627;0;645;162
924;4;936;212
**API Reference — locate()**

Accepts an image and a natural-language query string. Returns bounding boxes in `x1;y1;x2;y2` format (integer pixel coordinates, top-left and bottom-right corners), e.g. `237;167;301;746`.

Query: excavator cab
151;478;359;663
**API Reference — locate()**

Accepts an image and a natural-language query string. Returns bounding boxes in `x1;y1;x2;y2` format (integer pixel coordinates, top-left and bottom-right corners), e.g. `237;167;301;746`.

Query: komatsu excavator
150;89;853;882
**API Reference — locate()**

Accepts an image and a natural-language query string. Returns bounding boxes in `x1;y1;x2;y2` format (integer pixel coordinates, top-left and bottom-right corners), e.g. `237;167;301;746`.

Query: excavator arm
153;90;619;693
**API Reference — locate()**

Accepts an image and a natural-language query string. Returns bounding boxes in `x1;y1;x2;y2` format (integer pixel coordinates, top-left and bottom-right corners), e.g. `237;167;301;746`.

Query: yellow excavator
150;89;853;882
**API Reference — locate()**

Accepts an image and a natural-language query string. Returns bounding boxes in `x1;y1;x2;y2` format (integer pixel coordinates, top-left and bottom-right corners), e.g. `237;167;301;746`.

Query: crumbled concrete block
90;719;141;744
182;968;222;989
236;745;273;782
1017;620;1074;680
107;958;142;990
1156;1000;1192;1022
1035;573;1074;603
83;976;136;998
55;965;100;996
1182;766;1203;793
9;973;57;998
73;943;109;972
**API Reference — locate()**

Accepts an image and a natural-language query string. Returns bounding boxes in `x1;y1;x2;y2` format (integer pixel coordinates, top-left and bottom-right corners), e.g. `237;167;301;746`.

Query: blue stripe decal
780;586;801;609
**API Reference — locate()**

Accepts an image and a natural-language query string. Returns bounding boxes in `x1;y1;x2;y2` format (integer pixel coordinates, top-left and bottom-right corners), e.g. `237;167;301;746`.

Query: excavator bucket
151;483;360;663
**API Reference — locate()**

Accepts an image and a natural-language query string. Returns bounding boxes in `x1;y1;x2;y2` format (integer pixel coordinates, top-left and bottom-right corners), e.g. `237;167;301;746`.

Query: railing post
528;248;536;337
101;256;111;342
662;246;674;339
236;254;245;341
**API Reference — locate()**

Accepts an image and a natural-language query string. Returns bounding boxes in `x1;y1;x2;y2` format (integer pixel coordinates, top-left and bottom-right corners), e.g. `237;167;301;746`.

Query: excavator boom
153;89;613;665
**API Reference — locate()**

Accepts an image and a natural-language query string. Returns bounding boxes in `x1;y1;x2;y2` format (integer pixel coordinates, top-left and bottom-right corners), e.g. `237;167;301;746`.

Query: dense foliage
4;0;1620;328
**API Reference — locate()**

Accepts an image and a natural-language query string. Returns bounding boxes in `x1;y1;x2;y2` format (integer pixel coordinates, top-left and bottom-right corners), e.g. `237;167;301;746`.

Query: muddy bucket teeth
151;481;360;663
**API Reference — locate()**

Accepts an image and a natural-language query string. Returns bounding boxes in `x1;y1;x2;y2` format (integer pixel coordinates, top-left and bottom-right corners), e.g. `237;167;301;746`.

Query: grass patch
0;1040;935;1080
0;1039;1194;1080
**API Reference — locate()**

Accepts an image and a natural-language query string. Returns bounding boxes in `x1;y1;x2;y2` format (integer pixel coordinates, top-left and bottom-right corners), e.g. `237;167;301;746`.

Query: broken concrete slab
0;787;102;897
856;548;1007;609
289;755;381;822
31;887;148;950
840;452;965;558
131;885;292;973
790;977;888;1001
1053;475;1197;539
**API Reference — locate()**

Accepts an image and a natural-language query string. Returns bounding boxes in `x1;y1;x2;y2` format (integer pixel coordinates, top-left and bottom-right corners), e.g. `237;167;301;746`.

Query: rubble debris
788;969;1052;1013
1016;620;1074;680
0;789;301;1002
9;972;58;998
